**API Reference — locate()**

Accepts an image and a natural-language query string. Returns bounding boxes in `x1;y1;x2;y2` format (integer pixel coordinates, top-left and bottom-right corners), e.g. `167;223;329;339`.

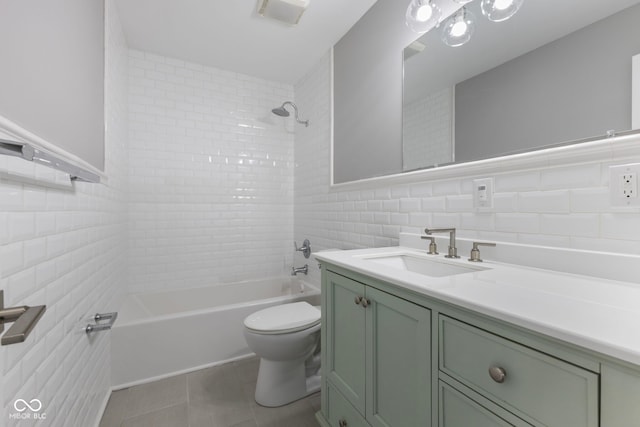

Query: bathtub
111;276;320;388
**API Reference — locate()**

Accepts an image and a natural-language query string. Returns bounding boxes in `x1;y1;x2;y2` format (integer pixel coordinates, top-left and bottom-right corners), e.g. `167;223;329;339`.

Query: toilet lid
244;302;320;334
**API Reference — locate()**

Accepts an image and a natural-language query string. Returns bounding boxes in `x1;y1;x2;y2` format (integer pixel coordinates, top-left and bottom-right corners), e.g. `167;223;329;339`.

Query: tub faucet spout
291;265;308;276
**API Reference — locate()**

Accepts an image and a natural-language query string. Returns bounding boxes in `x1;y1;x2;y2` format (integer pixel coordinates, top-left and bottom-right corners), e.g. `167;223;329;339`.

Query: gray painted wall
0;0;105;170
333;0;417;184
455;4;640;163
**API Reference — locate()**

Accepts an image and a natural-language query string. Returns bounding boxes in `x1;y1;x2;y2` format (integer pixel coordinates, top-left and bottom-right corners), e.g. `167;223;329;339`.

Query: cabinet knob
361;298;371;308
339;419;348;427
488;366;506;383
354;296;362;305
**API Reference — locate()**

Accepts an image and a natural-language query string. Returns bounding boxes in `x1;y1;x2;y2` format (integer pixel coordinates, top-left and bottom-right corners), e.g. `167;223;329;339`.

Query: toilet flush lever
0;290;46;346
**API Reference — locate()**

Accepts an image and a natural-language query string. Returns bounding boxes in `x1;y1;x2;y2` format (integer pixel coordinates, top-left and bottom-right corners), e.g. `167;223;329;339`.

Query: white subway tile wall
293;51;640;284
0;2;129;426
127;50;296;292
402;87;453;171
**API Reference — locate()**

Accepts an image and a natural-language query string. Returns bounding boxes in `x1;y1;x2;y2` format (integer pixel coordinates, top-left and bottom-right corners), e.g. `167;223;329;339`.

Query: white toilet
243;301;321;407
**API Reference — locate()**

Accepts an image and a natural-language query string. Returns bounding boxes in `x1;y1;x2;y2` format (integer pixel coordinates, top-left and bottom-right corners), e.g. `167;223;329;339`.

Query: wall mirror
402;0;640;173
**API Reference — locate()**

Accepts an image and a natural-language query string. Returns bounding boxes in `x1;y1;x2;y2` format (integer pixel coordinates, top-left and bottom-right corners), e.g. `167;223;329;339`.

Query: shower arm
280;102;309;127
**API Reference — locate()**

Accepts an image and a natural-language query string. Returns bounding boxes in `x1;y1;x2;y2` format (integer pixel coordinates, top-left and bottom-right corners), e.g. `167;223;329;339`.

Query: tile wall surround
402;87;453;171
294;51;640;292
0;1;129;426
127;50;296;293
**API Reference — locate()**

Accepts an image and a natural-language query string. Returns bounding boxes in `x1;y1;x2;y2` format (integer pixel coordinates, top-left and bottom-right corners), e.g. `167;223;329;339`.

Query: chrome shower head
271;106;290;117
271;101;309;127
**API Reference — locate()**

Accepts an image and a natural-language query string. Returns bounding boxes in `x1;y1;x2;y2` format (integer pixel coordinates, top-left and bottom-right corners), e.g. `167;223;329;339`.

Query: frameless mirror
402;0;640;173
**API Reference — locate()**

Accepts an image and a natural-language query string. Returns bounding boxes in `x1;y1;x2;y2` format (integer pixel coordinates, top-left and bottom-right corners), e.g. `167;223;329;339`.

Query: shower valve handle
294;239;311;259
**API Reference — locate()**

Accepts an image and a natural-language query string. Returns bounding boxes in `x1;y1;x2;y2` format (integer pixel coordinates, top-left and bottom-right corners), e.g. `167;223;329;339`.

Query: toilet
243;301;321;407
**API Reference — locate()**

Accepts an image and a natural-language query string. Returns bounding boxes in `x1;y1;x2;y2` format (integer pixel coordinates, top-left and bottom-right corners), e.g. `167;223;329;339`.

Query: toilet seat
244;302;320;335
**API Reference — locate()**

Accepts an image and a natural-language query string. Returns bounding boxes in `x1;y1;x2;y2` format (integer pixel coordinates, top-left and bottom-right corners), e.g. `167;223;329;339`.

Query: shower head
271;101;309;127
271;105;290;117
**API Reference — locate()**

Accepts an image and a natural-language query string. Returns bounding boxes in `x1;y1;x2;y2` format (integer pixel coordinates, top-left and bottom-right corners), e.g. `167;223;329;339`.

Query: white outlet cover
473;177;494;210
609;163;640;207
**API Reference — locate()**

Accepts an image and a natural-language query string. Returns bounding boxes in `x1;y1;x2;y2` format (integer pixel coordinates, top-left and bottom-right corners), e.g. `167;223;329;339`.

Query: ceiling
114;0;377;85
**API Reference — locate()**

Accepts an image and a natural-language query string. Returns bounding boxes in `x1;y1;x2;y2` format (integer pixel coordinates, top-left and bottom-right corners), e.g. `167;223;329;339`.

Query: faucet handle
294;239;311;259
420;236;439;255
469;242;496;263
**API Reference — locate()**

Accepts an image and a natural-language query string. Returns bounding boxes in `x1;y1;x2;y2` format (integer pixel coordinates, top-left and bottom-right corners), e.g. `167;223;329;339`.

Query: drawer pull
339;419;348;427
361;298;371;308
354;296;362;305
488;366;507;383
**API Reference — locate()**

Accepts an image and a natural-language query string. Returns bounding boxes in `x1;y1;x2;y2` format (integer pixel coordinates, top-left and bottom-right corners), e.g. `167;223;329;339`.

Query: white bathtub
111;277;320;388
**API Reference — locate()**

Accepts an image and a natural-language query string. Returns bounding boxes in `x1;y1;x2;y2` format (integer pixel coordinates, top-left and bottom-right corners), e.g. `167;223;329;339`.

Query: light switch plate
473;177;494;210
609;163;640;207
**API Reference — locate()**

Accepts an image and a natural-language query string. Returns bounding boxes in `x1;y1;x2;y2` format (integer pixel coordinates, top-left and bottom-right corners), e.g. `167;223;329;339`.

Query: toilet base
254;359;321;407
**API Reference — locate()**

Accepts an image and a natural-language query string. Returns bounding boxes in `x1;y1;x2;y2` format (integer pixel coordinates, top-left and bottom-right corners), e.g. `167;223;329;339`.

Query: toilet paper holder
85;312;118;335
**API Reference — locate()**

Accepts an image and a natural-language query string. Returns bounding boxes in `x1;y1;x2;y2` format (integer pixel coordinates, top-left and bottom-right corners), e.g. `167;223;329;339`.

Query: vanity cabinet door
325;272;367;414
365;286;431;427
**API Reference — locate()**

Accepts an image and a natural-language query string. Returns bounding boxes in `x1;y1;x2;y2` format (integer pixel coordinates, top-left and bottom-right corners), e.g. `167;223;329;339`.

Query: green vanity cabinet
318;262;640;427
322;270;431;427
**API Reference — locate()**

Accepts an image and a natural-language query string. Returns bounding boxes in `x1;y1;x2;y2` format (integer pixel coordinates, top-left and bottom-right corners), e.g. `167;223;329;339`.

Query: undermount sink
361;253;489;277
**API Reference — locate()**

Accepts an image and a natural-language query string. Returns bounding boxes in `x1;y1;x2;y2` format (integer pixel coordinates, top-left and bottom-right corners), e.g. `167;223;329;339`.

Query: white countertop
315;245;640;367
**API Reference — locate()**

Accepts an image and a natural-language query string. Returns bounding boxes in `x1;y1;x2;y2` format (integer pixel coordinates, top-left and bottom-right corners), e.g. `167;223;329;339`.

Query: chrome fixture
489;365;507;383
294;239;312;258
0;290;46;346
405;0;442;33
469;241;496;262
425;228;460;258
272;101;309;127
292;264;309;276
405;0;525;48
85;312;118;335
354;296;371;308
420;235;439;255
0;139;100;183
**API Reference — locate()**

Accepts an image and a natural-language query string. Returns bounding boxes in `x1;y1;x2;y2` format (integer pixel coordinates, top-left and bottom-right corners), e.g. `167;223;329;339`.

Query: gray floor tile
101;359;320;427
233;357;260;385
125;374;188;418
121;403;189;427
99;389;130;427
188;364;254;427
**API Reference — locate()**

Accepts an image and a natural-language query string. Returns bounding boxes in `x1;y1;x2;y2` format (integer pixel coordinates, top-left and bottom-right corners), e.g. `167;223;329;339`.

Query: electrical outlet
610;164;640;207
621;173;637;198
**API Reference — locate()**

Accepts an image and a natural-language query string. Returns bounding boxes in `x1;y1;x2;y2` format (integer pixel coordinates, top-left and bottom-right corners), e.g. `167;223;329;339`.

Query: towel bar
0;291;46;346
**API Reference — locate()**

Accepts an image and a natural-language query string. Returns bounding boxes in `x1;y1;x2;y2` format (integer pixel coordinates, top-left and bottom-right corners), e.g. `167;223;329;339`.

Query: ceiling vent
257;0;310;25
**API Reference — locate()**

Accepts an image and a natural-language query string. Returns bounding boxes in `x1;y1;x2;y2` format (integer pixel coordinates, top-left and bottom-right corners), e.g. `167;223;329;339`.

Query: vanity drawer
326;382;368;427
439;381;532;427
439;316;599;427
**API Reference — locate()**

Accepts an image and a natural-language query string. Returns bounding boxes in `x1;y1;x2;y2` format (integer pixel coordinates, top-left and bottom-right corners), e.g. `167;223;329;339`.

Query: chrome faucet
291;264;308;276
425;228;460;258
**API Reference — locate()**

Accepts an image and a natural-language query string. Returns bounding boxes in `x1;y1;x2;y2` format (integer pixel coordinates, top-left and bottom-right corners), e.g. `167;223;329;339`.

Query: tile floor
99;357;321;427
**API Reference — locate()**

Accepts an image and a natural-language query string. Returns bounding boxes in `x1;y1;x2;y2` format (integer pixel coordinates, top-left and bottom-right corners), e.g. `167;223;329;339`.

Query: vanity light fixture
480;0;524;22
441;7;476;47
405;0;442;33
405;0;525;47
